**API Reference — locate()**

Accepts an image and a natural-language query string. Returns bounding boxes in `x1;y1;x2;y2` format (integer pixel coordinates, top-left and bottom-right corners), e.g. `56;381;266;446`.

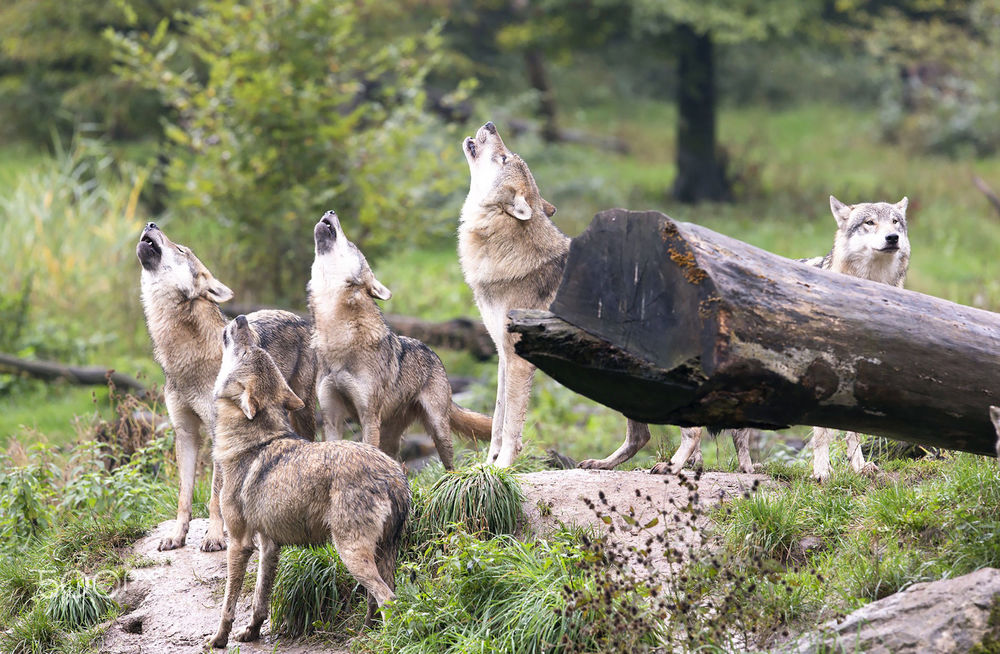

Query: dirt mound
101;468;768;652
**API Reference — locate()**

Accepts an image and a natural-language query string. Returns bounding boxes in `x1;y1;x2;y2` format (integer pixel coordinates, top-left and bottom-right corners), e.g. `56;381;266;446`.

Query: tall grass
415;464;524;539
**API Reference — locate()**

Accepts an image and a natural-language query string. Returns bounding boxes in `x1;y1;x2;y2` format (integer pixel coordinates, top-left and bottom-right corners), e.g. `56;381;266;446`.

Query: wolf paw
157;536;185;551
200;536;227;553
577;458;611;470
649;462;672;475
204;633;228;650
858;462;879;477
234;625;261;642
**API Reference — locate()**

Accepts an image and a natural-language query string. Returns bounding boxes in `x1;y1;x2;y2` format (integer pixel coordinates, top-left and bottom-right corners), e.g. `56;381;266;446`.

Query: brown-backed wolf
309;211;491;469
803;196;910;482
136;223;317;552
205;315;409;649
459;120;657;469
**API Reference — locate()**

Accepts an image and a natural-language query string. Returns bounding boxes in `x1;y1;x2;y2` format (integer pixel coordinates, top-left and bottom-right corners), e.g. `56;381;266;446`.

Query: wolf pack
136;121;915;648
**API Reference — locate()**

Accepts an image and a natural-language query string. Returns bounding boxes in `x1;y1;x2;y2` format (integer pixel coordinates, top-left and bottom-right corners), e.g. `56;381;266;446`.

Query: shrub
40;573;117;631
269;544;357;638
110;0;468;300
417;464;524;539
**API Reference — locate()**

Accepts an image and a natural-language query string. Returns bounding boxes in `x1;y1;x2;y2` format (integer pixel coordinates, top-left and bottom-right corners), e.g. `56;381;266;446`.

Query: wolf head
136;223;234;304
461;121;556;223
829;196;911;285
214;314;305;421
309;210;391;302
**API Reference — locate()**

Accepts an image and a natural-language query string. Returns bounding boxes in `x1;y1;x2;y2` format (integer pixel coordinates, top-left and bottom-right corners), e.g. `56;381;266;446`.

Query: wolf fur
137;223;317;552
990;406;1000;462
205;315;409;649
309;211;491;470
802;196;910;482
459;121;657;469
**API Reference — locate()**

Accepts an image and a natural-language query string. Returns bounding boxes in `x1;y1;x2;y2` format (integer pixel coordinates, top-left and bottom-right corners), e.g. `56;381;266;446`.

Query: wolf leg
487;351;508;463
337;542;396;627
205;536;253;649
812;427;834;483
732;428;755;474
846;431;878;476
234;537;279;642
318;375;347;441
160;398;202;551
650;427;703;475
578;419;651;470
201;460;227;552
420;393;455;470
494;354;535;468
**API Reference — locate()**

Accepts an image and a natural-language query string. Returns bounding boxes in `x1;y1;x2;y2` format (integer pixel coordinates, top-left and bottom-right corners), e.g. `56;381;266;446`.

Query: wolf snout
885;233;899;244
483;121;496;134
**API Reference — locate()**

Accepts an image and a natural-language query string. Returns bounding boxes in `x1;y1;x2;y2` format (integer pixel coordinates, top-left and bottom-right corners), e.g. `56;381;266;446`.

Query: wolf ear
505;193;533;221
368;276;392;301
829;195;851;227
203;276;234;304
238;380;258;420
541;199;557;218
896;196;909;214
283;389;305;413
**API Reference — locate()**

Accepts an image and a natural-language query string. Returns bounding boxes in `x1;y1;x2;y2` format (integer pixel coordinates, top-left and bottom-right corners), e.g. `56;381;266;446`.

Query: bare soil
100;468;769;653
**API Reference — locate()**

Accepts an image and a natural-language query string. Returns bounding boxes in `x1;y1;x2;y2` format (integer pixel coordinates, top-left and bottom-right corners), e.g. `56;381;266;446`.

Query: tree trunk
0;352;146;393
672;24;731;203
508;209;1000;457
524;49;560;142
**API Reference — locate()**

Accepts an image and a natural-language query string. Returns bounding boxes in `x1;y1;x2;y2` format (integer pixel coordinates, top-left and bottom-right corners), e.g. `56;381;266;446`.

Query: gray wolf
309;210;491;469
989;406;1000;461
802;195;910;482
459;120;653;469
205;315;409;649
136;223;317;552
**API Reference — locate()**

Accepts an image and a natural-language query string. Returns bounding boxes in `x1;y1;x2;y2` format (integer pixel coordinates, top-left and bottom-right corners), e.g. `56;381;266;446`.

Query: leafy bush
110;0;468;300
270;544;356;638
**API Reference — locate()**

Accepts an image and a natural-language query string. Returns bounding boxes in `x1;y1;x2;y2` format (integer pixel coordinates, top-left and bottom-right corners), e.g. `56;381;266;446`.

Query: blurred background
2;0;1000;467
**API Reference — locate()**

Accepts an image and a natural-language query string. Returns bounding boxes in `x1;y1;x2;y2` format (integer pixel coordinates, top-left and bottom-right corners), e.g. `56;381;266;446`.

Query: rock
785;567;1000;653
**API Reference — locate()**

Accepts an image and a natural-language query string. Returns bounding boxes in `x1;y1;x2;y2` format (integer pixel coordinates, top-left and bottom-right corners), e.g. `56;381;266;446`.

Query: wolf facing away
309;211;491;469
205;315;409;649
136;223;317;552
459;120;659;469
803;195;910;482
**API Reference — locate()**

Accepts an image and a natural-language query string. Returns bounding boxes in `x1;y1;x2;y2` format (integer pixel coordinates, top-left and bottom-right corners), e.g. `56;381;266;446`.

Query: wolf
309;210;491;469
136;223;317;552
990;406;1000;462
205;315;409;649
459;120;660;469
802;195;910;482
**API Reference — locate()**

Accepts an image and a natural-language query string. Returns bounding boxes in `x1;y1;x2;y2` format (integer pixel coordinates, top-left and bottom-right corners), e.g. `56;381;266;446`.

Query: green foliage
0;603;63;654
417;464;524;539
40;573;117;631
110;0;467;300
270;544;357;638
0;1;192;142
49;518;148;574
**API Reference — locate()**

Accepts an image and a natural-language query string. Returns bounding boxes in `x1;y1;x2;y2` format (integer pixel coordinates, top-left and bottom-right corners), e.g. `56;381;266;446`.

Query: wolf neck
141;284;225;377
213;401;292;464
309;276;387;357
831;247;909;288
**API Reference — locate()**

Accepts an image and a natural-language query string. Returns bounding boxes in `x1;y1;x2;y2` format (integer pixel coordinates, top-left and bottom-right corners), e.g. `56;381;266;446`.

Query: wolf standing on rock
205;315;409;649
803;195;911;482
136;223;317;552
459;121;655;469
309;210;491;469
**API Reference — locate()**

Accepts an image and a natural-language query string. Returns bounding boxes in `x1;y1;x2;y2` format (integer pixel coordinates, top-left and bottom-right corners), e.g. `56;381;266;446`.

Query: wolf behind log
137;223;316;552
205;315;409;649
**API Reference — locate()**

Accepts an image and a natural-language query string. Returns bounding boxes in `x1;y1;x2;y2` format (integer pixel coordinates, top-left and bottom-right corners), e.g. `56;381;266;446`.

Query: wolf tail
375;478;411;596
449;402;492;442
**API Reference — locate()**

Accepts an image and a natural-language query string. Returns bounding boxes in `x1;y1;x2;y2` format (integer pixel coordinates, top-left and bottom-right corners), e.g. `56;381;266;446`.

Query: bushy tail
449;402;492;442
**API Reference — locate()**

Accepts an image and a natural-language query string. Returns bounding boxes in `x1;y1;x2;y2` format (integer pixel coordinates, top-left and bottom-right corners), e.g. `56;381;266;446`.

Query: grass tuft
269;544;356;638
417;464;525;539
40;574;117;631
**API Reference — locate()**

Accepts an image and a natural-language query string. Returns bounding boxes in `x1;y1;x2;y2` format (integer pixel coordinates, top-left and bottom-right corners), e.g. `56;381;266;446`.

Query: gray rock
784;567;1000;654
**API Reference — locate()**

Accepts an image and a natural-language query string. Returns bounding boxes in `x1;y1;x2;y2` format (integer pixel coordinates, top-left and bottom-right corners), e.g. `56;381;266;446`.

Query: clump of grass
0;603;63;654
417;464;524;539
269;544;357;638
40;574;117;631
49;517;146;573
0;554;46;620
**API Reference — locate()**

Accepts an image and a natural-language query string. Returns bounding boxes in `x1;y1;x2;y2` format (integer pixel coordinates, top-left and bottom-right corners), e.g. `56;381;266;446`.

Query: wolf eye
865;219;875;226
500;154;507;164
892;218;899;224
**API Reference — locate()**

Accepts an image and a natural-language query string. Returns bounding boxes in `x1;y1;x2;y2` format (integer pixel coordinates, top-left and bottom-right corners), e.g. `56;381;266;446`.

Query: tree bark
0;352;146;393
672;24;731;203
524;49;561;142
508;209;1000;457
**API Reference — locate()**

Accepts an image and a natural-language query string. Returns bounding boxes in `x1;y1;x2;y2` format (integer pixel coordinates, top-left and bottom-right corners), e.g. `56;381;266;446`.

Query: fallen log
509;209;1000;456
0;352;146;393
222;304;495;360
